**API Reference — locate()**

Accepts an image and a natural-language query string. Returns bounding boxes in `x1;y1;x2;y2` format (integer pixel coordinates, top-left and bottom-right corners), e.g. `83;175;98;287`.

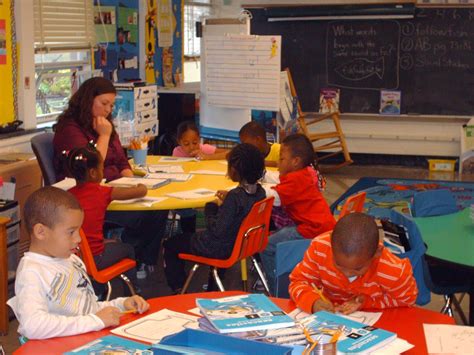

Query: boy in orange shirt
289;213;418;314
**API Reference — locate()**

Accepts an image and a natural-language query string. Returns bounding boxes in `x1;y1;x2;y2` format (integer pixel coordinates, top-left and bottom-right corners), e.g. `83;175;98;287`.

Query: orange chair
178;197;275;295
78;229;136;301
338;191;366;219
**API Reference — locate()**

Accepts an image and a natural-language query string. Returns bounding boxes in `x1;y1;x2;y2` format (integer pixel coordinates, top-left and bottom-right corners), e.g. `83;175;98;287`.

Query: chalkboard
248;7;474;115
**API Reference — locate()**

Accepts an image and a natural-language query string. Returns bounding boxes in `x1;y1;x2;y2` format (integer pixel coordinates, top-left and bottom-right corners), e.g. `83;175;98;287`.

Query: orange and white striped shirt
289;232;418;313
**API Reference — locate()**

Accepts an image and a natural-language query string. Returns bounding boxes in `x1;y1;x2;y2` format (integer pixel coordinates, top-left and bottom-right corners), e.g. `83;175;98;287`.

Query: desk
14;291;455;355
414;208;474;325
108;157;236;211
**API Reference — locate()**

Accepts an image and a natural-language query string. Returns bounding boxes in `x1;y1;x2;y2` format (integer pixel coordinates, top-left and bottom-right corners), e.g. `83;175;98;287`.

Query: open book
108;177;169;189
147;173;192;182
166;188;216;200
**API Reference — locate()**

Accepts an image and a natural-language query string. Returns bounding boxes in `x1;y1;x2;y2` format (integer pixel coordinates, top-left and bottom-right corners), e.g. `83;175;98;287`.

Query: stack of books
380;219;411;255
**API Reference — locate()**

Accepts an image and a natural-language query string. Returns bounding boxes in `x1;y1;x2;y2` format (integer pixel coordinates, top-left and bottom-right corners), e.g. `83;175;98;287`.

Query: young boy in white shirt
7;186;149;340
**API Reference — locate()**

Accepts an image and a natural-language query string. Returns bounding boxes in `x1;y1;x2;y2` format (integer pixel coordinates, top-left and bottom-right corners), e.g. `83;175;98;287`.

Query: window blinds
184;0;213;57
34;0;95;52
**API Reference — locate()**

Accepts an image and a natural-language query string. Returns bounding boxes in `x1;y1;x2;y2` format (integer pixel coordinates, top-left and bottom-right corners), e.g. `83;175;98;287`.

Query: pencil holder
130;148;147;166
309;341;337;355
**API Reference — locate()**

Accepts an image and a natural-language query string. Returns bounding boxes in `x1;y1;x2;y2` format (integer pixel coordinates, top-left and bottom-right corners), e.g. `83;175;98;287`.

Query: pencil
311;283;332;305
121;309;136;314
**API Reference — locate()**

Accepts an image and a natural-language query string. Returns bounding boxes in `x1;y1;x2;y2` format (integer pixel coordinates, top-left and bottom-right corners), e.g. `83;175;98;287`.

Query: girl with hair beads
64;143;147;295
163;143;266;293
261;133;336;293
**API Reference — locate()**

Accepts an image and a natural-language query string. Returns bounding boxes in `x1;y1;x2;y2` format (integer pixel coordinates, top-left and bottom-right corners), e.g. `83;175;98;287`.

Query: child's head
63;144;103;183
331;213;382;279
279;133;314;175
227;143;265;184
24;186;84;259
239;122;268;155
176;120;200;156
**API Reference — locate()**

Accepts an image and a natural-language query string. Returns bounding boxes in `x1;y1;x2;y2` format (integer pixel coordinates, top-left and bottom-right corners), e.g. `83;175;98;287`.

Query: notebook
166;188;216;199
147;173;192;182
108;177;169;189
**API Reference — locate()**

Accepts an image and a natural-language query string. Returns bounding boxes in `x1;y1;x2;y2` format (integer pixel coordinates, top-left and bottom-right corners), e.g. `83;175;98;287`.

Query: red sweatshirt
274;168;335;238
289;232;418;313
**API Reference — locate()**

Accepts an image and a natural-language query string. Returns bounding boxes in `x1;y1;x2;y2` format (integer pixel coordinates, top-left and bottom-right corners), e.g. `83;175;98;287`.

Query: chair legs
241;259;248;292
181;264;200;294
212;268;225;292
441;294;468;325
105;282;112;302
120;274;136;296
251;256;271;296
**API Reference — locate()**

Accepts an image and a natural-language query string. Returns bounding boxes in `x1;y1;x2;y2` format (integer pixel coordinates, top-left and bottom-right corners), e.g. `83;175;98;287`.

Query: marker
121;309;137;314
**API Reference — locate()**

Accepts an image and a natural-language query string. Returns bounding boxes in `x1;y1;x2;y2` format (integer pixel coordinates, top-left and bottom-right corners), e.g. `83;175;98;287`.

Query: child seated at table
260;133;335;292
7;187;149;340
289;213;418;314
173;120;228;160
239;122;326;190
64;143;147;292
163;143;266;293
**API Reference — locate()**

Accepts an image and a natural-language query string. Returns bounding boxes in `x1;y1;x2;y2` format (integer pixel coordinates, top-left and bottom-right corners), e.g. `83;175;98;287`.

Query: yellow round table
108;156;236;211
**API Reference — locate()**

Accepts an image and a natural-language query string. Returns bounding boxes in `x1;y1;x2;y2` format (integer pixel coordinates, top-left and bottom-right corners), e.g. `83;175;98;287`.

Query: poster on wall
94;6;117;43
157;0;173;47
118;7;138;44
0;19;6;64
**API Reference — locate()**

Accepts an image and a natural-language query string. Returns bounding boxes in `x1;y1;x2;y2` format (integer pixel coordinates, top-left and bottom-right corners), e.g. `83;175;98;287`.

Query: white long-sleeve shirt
7;252;126;340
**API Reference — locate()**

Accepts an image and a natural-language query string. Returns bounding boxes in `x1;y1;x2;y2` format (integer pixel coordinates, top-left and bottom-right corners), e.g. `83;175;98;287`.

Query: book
196;294;295;334
147;172;192;182
319;88;340;113
108;177;170;189
166;188;216;200
65;335;153;354
159;156;197;162
147;164;185;173
111;196;167;207
379;90;401;115
302;311;396;354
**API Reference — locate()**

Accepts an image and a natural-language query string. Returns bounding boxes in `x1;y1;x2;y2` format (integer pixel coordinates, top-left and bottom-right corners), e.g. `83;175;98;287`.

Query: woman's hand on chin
93;116;113;137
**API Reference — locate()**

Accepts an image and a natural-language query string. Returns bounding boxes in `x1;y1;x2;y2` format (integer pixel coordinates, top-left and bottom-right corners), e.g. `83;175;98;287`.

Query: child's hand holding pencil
311;283;335;313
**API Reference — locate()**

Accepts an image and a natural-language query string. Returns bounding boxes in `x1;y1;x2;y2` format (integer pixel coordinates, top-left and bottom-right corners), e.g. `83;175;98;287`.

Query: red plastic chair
338;191;366;219
178;197;275;295
78;229;136;300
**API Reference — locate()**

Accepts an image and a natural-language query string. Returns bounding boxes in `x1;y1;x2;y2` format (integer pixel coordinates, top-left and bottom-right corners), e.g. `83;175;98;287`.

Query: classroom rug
331;177;474;218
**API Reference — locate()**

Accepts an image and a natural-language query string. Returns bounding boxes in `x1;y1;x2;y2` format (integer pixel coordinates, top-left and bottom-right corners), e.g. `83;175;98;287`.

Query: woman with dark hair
53;77;168;280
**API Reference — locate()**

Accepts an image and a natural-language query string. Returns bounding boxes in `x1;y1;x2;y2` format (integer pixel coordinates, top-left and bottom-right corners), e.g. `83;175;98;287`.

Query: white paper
111;309;199;344
108;177;169;189
111;197;167;207
188;170;226;176
262;170;280;184
424;323;474;354
147;173;192;182
166;188;216;200
187;307;202;317
159;156;197;162
148;165;184;173
371;338;414;355
52;178;77;191
0;182;15;200
204;35;281;111
288;309;382;326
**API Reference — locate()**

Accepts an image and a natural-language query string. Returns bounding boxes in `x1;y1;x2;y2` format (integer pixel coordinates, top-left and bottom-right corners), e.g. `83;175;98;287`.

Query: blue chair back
31;132;57;186
274;239;311;298
412;189;458;217
388;210;431;305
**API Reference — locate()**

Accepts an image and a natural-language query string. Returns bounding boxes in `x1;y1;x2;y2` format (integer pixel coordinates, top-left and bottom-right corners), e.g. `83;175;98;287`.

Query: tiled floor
1;165;472;353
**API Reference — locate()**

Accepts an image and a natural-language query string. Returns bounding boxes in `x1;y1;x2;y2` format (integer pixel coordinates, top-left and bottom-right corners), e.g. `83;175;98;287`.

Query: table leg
469;284;473;326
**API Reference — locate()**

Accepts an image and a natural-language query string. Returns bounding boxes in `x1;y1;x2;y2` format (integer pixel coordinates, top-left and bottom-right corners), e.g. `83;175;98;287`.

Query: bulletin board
93;0;140;82
0;0;16;124
146;0;183;87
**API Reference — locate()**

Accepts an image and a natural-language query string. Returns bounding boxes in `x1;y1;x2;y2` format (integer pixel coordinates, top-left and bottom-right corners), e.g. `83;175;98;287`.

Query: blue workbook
303;311;396;354
64;334;153;354
196;294;295;334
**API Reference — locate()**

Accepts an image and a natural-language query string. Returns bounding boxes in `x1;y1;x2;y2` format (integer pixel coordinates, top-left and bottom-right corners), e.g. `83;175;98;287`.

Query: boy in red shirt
261;134;335;293
290;213;418;314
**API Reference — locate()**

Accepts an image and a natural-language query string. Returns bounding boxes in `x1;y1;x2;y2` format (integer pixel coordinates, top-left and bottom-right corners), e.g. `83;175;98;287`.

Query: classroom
0;0;473;353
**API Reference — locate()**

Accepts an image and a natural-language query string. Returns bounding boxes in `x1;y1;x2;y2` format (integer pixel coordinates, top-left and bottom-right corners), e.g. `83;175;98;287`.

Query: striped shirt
289;232;418;313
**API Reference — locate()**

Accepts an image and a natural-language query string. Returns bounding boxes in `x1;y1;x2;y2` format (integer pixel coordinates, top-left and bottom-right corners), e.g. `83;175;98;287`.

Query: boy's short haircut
239;121;267;141
24;186;82;235
331;212;379;258
282;133;314;167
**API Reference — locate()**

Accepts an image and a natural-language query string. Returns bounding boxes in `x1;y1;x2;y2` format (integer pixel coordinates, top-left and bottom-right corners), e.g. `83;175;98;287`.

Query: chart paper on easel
204;35;281;111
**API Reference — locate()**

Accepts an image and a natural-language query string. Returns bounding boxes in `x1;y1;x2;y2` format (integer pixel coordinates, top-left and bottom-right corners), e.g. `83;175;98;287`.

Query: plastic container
427;159;456;172
130;148;148;166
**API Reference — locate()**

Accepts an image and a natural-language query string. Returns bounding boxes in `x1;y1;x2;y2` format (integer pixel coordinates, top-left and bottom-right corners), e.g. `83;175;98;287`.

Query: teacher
53;76;168;280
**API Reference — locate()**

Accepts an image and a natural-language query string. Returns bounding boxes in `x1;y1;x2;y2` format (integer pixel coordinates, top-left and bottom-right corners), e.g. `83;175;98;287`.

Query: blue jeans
261;226;305;294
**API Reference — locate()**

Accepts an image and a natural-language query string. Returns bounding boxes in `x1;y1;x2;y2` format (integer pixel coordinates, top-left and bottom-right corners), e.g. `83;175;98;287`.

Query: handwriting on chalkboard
326;21;400;90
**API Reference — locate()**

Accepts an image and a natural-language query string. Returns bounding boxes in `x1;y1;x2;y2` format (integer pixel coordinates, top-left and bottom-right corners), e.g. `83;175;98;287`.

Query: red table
14;291;455;354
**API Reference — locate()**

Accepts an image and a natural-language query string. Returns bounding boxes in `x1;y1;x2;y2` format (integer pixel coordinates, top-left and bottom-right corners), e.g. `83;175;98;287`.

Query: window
33;0;96;123
184;1;214;59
